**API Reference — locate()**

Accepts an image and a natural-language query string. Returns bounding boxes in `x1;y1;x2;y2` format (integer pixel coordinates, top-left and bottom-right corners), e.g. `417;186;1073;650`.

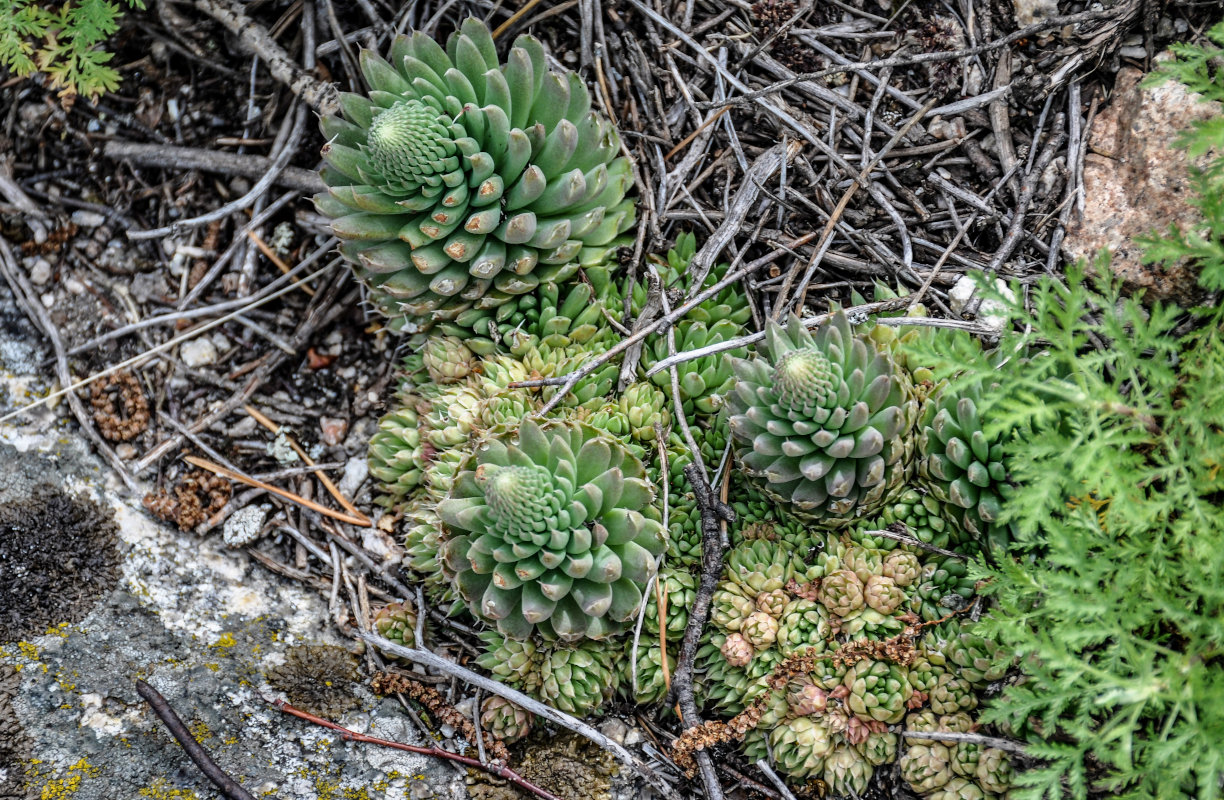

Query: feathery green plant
0;0;144;100
897;27;1224;799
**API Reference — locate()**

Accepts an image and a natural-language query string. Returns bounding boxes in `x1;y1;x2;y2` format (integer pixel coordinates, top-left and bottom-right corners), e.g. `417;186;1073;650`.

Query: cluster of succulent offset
321;18;1015;798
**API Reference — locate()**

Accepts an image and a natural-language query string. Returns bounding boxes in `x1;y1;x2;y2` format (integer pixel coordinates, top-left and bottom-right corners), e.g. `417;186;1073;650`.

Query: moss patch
0;485;121;643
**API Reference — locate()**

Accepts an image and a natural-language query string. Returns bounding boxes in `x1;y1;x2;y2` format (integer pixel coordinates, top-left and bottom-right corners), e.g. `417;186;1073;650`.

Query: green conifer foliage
900;28;1224;797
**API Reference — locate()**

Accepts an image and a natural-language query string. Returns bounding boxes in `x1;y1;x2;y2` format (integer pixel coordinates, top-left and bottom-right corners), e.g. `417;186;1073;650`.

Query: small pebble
223;505;268;547
70;210;107;228
337;457;368;498
1011;0;1057;26
320;416;348;447
267;430;300;465
28;259;52;285
928;117;966;141
598;718;630;745
950;273;1015;336
115;443;137;460
180;338;218;368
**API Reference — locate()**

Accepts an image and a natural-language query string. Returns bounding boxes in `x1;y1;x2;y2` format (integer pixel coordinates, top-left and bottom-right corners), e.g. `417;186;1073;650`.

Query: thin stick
102;141;325;194
755;760;800;800
512;234;818;415
246;231;316;296
670;463;736;800
271;701;561;800
773;95;940;319
664;107;729;161
243;405;369;524
0;236;138;492
358;633;683;800
182;455;372;527
0;263;334;425
135;680;257;800
693;7;1133;110
190;0;340;114
129;104;309;240
900;729;1028;754
491;0;548;39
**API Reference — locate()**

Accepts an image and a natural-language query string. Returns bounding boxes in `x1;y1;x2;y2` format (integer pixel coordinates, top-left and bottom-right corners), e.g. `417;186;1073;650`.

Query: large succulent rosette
315;18;635;333
917;382;1009;547
727;313;918;525
437;419;665;641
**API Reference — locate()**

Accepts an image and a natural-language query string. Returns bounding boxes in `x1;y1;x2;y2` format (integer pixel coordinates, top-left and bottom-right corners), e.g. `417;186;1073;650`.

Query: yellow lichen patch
188;719;211;743
31;757;100;800
209;632;237;652
139;778;201;800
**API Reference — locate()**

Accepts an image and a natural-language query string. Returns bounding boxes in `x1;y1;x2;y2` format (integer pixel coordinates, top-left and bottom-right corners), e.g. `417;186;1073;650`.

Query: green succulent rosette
901;742;955;793
770;716;835;779
727;312;918;525
854;487;968;553
741;610;780;649
858;729;899;766
776;599;832;656
477;631;618;715
929;673;978;715
822;745;872;796
863;574;907;615
438;419;665;641
723;539;806;595
644;566;696;637
942;628;1009;686
909;556;977;628
372;602;423;655
621;642;676;705
976;747;1014;794
754;588;789;617
881;548;922;587
480;695;532;744
421;334;475;383
918;383;1009;548
949;739;984;780
697;633;781;713
477;630;542;693
641;318;745;417
316;18;635;333
844;659;912;723
928;776;989;800
448;275;619;354
818;569;865;617
369;408;425;507
617;382;672;442
907;653;948;697
711;582;756;632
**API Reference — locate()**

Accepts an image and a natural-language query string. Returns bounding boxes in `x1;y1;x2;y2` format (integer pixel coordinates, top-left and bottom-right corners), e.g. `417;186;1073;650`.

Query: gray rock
0;432;467;800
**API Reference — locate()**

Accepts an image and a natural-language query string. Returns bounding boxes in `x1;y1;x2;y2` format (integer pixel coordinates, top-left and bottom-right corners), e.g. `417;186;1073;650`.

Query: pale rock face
1063;62;1222;304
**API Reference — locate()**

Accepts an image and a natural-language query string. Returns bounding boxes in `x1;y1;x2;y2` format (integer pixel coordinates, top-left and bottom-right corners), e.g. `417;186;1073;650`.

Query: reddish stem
271;700;561;800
